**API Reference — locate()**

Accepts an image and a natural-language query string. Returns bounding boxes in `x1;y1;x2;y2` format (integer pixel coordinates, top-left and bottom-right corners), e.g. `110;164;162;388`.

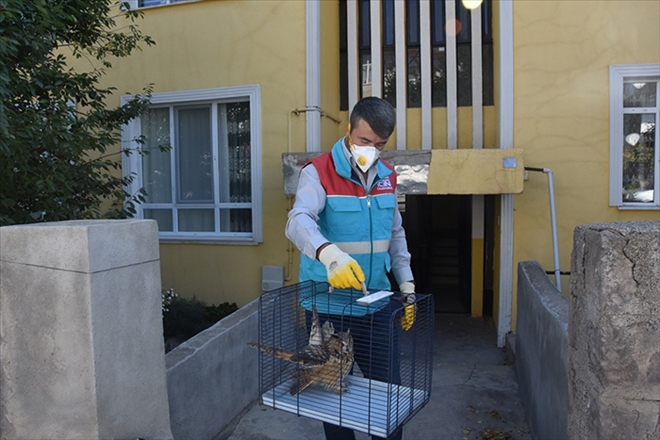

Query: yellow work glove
318;244;365;291
400;281;416;331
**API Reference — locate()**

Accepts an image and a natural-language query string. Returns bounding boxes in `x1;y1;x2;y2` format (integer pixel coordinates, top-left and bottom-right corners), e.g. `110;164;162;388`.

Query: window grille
340;0;493;111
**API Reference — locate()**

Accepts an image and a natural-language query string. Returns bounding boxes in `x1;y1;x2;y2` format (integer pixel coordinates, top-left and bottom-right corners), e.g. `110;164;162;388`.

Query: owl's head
336;329;353;355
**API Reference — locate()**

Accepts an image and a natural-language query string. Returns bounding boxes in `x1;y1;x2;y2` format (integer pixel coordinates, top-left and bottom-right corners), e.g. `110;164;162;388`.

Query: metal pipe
525;167;562;291
545;168;561;291
284;196;295;282
288;107;342;153
292;106;342;124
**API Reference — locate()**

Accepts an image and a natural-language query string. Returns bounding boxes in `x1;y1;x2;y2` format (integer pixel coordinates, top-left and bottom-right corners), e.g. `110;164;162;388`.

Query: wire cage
252;280;434;438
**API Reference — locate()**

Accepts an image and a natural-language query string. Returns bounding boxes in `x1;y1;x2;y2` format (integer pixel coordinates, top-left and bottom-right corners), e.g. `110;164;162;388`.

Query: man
285;97;415;440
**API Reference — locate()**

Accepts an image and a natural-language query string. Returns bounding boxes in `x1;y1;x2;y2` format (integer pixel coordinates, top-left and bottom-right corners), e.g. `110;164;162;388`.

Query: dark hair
349;97;396;139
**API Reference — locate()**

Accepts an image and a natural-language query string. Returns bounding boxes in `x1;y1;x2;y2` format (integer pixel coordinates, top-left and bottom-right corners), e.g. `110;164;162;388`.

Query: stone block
0;220;172;440
568;221;660;440
0;219;159;273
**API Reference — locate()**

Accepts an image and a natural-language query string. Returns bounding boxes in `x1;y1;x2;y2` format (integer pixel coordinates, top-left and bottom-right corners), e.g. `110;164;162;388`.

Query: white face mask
351;145;379;172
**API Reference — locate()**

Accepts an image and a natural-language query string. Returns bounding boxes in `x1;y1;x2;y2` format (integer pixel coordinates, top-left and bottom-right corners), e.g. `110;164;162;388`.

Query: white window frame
609;64;660;209
125;0;198;10
121;85;263;244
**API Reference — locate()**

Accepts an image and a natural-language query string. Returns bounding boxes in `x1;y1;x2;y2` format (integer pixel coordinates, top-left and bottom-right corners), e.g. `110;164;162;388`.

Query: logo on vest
376;179;393;190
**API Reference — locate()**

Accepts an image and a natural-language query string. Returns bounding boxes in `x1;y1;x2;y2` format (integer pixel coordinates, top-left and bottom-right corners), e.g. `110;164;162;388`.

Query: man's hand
318;244;365;290
399;281;416;331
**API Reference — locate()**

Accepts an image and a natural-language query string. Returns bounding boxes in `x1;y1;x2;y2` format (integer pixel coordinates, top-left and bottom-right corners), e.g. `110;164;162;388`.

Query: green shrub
206;302;239;323
161;289;239;342
162;296;210;340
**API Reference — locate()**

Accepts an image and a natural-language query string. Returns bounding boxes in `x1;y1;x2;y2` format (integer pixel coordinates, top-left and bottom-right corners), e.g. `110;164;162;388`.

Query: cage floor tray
261;375;427;437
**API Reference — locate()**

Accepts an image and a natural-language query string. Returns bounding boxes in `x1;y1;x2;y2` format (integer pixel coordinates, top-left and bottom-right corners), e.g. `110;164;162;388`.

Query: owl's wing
308;305;323;346
290;344;330;366
247;342;298;363
248;342;327;367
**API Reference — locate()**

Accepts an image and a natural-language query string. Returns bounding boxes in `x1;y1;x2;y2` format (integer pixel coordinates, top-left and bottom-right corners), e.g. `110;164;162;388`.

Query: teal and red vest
299;139;398;293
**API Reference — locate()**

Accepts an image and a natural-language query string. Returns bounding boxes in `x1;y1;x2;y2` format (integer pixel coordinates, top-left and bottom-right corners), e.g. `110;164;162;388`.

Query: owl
247;306;354;394
248;306;336;367
288;329;354;395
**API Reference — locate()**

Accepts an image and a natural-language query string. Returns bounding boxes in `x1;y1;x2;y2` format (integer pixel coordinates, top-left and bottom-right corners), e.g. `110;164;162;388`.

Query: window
127;0;197;9
122;85;263;242
609;64;660;208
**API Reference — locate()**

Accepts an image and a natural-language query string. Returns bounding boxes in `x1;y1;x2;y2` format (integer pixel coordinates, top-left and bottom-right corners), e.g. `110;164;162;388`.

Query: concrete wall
0;220;172;440
515;261;569;440
165;298;259;440
568;221;660;440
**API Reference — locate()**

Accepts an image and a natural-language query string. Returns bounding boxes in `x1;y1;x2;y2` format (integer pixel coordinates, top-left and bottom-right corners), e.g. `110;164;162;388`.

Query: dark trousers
323;423;402;440
306;300;404;440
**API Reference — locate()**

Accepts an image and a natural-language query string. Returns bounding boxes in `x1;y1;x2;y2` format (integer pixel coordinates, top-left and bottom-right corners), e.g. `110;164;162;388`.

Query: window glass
408;0;421;108
408;48;422;108
177;106;212;203
144;209;173;232
361;54;373;97
482;43;494;105
624;82;657;108
430;0;443;45
383;0;395;47
431;48;446;107
178;209;215;232
141;108;171;203
221;102;252;203
457;45;472;107
408;0;420;46
359;0;371;48
383;50;397;108
382;0;396;107
220;209;252;233
456;1;471;43
622;113;656;203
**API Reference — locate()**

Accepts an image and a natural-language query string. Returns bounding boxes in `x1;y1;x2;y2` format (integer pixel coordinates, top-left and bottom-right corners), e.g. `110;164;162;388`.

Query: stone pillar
568;221;660;440
0;220;172;440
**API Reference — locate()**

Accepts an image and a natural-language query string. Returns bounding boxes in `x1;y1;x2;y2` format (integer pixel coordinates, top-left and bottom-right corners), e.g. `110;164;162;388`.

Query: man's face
347;119;390;151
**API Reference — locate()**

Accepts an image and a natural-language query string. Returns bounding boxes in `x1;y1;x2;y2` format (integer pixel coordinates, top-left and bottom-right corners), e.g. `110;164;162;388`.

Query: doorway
403;195;473;314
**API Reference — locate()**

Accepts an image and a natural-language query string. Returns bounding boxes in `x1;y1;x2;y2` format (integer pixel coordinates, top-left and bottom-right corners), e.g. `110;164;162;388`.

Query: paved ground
224;314;532;440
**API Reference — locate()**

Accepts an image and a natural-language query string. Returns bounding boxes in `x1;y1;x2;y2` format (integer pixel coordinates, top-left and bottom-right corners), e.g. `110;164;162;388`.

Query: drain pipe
525;167;562;291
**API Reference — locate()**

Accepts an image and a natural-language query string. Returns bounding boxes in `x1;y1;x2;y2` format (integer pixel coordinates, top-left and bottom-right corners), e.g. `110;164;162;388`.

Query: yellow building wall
84;1;310;307
510;1;660;329
67;0;659;325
